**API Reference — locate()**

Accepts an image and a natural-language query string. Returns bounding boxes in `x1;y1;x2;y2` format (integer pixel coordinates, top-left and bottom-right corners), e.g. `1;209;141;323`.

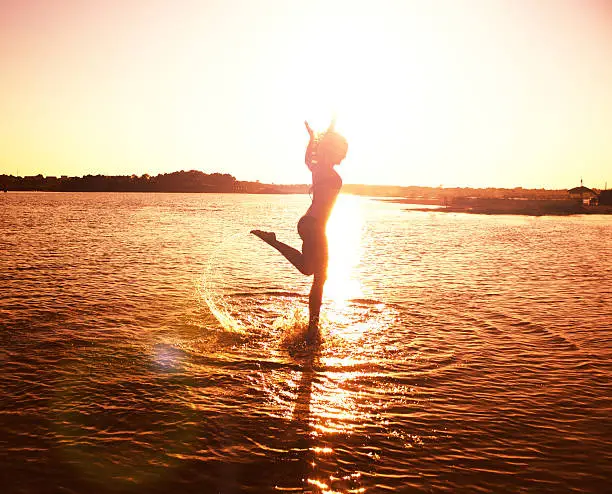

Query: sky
1;0;611;189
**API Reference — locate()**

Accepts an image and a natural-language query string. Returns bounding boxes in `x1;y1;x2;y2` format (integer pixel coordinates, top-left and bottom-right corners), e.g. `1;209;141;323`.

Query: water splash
198;232;249;334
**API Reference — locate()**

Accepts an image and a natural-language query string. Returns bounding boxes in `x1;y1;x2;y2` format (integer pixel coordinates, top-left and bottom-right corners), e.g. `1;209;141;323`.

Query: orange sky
1;0;611;188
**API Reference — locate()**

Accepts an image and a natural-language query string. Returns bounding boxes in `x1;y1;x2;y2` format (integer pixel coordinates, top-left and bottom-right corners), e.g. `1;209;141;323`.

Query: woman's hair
317;131;348;165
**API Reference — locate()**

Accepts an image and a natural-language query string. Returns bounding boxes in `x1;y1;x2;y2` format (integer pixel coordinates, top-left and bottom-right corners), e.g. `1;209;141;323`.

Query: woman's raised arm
304;121;316;170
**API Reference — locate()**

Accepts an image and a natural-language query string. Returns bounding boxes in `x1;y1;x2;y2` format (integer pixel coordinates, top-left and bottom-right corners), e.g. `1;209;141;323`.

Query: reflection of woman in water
251;119;348;342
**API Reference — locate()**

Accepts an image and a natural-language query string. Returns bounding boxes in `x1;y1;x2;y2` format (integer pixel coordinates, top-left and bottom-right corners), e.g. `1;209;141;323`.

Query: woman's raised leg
250;230;313;275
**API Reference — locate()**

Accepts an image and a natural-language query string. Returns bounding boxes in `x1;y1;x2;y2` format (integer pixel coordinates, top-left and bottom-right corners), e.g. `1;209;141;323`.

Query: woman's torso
304;167;342;223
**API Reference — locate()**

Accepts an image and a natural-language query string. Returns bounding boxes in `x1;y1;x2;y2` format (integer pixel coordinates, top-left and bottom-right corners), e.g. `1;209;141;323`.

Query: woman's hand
327;115;336;133
304;121;315;139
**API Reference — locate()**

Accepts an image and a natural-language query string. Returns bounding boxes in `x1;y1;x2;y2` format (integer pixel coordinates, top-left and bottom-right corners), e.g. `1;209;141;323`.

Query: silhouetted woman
251;120;348;342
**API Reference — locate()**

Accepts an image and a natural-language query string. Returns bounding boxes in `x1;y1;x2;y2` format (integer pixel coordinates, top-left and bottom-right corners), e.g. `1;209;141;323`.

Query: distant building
599;190;612;206
568;180;598;205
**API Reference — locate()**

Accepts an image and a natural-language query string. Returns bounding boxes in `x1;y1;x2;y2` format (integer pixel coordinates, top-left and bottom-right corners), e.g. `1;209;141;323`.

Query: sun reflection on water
325;195;364;308
298;196;398;492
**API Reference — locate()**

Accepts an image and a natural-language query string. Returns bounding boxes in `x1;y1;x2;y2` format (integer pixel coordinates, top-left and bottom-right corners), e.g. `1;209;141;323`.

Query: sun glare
325;195;364;307
283;8;420;185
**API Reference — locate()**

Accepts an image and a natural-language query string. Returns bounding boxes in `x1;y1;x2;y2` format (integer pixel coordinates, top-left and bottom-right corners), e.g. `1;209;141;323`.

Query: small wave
224;290;306;299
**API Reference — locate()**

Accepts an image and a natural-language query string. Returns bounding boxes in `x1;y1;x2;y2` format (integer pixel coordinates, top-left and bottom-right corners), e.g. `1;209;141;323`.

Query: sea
1;192;611;493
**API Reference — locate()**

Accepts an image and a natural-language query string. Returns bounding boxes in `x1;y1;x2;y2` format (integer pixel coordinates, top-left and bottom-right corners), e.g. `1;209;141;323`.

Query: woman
251;119;348;342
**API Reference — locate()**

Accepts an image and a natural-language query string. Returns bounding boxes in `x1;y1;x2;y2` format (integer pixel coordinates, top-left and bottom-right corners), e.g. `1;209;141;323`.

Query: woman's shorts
297;215;328;275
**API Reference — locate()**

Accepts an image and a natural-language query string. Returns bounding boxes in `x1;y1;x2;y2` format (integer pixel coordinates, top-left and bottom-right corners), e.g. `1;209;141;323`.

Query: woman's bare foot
305;319;321;346
305;327;321;346
250;230;277;246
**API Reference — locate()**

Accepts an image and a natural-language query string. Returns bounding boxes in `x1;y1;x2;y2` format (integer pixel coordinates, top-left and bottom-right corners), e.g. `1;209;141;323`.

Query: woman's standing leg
307;272;325;341
306;230;328;342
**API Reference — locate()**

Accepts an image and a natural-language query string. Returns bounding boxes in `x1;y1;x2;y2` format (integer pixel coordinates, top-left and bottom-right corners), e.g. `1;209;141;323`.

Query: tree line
0;170;236;193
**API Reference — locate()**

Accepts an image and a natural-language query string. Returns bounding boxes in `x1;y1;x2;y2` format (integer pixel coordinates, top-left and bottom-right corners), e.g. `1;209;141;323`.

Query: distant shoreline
383;198;612;216
2;172;610;213
0;170;585;197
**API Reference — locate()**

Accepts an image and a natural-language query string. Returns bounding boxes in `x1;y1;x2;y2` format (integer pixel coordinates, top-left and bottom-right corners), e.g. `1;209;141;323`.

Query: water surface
1;192;611;493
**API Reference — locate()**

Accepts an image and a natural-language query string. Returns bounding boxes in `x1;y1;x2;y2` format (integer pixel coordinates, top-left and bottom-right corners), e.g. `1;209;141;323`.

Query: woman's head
316;131;348;166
